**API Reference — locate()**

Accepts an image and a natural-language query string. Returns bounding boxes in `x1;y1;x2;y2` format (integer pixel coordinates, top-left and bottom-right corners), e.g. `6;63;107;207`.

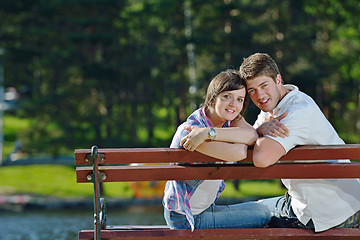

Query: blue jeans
164;202;270;229
257;194;313;228
258;194;360;229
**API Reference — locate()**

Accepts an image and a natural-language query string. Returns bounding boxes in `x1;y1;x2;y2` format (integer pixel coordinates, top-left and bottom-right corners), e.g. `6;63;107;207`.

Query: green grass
0;165;91;197
0;165;134;198
0;164;285;199
0;115;286;199
222;180;287;198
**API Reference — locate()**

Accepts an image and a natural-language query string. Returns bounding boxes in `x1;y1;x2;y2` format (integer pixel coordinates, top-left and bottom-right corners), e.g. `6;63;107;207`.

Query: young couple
163;53;360;232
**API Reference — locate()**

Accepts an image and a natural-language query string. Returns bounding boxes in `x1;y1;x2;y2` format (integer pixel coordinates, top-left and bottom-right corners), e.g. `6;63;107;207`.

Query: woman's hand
180;126;208;151
256;112;289;138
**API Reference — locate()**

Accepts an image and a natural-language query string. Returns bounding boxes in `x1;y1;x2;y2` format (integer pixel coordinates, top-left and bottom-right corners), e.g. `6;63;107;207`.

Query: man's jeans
258;194;360;229
164;202;270;229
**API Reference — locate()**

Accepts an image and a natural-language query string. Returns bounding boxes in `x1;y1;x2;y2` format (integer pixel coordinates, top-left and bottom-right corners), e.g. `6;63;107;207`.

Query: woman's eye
223;94;230;99
237;98;244;103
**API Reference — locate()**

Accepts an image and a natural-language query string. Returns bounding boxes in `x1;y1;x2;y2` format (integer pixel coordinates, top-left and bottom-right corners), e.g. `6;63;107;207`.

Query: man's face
246;75;282;113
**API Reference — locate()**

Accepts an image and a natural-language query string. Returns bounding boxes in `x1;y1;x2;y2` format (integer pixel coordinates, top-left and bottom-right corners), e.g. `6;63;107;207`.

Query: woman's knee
164;209;190;229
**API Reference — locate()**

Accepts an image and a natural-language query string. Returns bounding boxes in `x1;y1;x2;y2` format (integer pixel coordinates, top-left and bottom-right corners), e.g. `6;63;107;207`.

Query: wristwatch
208;128;216;140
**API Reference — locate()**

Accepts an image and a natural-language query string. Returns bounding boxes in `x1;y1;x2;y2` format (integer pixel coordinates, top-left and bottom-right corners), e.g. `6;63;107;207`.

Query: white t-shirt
189;180;222;215
254;84;360;232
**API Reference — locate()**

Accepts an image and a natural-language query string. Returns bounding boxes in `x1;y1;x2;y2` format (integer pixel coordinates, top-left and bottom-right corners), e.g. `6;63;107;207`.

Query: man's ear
276;74;282;85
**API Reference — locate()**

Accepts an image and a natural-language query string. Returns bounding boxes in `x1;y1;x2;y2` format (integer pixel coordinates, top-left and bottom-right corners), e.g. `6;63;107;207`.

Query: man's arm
252;137;286;167
256;112;289;138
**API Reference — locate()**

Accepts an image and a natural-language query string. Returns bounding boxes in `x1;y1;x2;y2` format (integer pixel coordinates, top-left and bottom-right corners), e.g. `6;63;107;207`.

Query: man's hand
180;126;208;151
256;112;289;138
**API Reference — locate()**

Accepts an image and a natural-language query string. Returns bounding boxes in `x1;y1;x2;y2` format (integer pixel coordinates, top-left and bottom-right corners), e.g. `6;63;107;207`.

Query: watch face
209;128;216;140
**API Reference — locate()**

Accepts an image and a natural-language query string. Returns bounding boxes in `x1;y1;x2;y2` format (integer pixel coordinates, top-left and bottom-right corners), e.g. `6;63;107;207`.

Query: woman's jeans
164;202;270;229
258;194;360;229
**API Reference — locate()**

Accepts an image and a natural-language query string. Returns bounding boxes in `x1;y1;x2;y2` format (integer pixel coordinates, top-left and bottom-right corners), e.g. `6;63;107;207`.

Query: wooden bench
75;144;360;240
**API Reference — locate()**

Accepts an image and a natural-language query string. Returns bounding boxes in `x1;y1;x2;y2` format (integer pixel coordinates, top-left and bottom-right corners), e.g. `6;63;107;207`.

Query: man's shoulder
284;91;319;115
278;93;322;130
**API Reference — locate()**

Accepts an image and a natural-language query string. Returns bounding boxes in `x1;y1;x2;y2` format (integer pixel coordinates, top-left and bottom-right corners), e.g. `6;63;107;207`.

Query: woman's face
212;87;246;124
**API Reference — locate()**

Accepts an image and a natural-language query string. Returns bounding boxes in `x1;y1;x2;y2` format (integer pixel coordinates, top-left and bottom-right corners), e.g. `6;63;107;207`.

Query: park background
0;0;359;239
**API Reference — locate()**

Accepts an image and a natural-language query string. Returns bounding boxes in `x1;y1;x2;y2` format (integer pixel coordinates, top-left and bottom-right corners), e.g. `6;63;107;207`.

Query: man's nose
256;89;266;99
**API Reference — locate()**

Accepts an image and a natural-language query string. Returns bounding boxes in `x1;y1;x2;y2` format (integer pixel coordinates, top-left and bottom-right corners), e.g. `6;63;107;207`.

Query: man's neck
280;84;291;101
269;85;291;116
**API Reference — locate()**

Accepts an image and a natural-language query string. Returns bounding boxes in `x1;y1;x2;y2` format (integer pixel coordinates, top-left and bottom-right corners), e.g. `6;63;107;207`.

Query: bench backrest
75;144;360;183
75;144;360;240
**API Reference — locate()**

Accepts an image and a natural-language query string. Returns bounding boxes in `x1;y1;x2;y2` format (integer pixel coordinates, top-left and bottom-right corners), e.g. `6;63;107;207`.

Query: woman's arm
178;125;249;162
230;117;258;144
196;141;248;162
181;117;258;151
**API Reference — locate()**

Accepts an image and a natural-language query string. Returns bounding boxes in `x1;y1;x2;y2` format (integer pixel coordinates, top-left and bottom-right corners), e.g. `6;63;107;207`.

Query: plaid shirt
163;107;229;231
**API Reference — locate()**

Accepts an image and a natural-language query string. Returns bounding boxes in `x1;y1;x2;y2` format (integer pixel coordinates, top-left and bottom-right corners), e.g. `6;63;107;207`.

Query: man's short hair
239;53;280;82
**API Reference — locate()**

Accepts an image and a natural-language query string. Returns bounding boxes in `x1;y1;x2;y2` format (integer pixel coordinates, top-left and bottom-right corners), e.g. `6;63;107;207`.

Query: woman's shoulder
186;107;207;127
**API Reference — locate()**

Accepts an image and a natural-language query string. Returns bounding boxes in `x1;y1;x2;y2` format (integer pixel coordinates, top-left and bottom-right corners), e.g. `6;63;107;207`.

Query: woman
163;69;271;231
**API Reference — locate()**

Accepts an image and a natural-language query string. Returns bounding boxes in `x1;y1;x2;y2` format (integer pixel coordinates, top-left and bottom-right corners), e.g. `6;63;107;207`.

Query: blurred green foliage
0;0;358;159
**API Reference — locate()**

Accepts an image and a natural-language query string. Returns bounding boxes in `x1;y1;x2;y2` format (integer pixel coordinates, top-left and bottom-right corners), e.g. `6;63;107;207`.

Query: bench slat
74;144;360;165
76;162;360;182
78;228;360;240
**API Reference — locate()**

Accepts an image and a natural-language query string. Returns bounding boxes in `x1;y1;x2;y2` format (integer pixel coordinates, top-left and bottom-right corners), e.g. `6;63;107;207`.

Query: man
239;53;360;232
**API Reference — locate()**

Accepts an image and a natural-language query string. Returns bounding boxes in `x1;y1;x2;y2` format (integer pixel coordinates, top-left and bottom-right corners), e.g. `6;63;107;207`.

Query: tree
0;0;358;158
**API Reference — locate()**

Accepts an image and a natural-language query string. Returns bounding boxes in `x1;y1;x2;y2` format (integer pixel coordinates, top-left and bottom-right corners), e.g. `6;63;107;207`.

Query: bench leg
100;198;107;229
87;145;107;240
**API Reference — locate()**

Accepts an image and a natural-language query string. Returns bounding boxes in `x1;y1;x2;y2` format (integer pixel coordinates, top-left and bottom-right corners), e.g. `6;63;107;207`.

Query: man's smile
259;98;270;105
